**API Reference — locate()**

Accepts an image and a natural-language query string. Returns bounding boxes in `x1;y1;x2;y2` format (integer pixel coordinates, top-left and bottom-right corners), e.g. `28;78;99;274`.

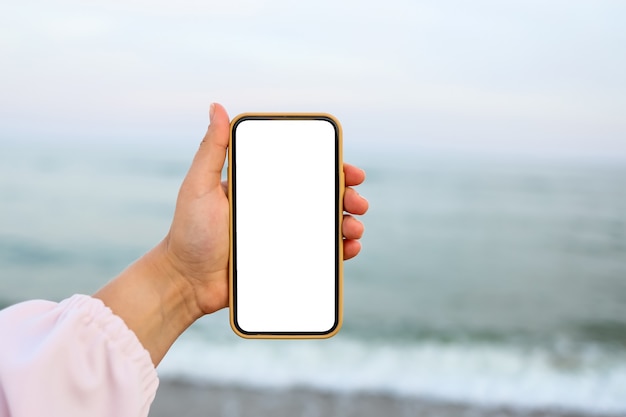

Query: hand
94;103;368;365
342;163;368;259
164;103;369;316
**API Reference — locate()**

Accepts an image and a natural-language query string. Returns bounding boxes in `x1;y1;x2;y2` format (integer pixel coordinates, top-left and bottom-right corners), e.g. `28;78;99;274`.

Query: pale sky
1;0;625;158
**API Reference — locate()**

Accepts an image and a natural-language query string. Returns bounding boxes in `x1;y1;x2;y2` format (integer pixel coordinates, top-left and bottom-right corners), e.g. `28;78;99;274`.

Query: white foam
158;331;626;414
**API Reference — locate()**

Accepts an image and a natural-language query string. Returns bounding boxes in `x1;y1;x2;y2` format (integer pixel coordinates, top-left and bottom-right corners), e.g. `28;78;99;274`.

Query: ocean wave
158;333;626;415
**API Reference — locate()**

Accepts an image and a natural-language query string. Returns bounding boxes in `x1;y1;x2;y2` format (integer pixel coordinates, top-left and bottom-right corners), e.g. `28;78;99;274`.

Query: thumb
185;103;231;192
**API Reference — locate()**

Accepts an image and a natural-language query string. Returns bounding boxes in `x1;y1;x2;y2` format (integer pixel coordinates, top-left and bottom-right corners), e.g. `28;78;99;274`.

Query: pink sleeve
0;295;159;417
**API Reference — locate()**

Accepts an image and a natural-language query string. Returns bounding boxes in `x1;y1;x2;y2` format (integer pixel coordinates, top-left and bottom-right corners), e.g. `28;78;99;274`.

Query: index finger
344;163;366;187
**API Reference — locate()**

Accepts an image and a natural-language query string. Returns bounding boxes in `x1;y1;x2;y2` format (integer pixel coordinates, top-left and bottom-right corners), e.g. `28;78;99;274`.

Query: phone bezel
228;113;344;339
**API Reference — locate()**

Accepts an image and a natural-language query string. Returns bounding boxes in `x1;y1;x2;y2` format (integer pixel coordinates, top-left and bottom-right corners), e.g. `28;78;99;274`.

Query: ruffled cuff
59;294;159;408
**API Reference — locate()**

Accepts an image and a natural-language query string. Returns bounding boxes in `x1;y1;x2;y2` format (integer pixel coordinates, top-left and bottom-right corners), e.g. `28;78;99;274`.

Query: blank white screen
233;119;337;333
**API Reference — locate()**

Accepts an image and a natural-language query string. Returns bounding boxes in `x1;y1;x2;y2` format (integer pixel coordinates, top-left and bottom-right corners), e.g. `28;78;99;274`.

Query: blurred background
1;1;625;416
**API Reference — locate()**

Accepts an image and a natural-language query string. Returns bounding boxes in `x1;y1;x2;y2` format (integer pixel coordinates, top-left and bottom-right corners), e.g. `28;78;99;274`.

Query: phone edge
228;112;344;340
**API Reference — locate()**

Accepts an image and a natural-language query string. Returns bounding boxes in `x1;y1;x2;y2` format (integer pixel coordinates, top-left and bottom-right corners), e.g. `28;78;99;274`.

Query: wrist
148;240;205;323
93;241;203;366
161;232;230;315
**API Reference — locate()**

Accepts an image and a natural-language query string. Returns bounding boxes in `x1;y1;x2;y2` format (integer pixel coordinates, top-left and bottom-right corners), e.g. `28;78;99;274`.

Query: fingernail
209;103;216;123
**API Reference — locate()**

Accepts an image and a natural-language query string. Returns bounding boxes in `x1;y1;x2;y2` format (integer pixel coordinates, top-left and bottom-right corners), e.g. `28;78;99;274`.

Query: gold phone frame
228;113;344;339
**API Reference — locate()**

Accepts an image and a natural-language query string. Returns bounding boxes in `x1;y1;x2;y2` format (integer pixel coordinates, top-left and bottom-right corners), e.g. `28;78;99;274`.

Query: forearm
93;241;203;366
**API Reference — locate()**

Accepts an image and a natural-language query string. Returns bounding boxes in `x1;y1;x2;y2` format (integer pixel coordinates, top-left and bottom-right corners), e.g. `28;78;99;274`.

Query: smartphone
228;113;344;339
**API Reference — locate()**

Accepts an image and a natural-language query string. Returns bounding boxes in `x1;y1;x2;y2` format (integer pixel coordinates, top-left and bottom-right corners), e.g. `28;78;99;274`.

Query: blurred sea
1;140;625;415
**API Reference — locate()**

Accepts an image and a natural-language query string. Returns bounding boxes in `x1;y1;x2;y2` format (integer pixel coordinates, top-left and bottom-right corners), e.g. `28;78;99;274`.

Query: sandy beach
148;379;617;417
